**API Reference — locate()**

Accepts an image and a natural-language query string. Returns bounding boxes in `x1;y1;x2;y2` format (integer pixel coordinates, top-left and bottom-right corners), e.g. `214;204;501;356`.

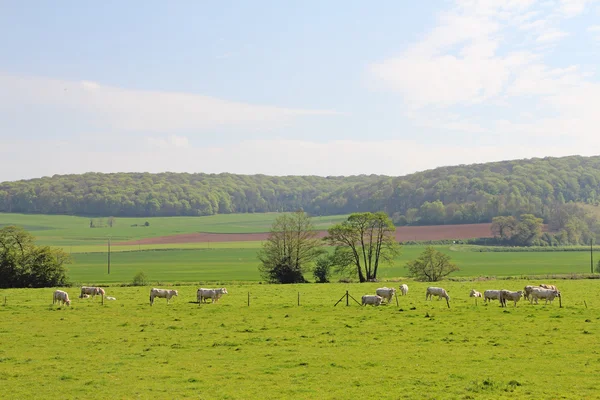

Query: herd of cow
51;283;560;309
361;283;561;307
51;286;229;307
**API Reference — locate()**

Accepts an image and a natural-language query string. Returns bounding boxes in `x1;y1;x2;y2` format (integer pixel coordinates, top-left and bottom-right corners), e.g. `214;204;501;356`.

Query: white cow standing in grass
469;289;483;298
399;284;409;296
361;295;383;306
53;290;71;306
375;287;396;304
149;288;178;305
529;288;561;305
80;286;105;299
498;290;523;307
484;290;501;303
197;288;228;303
426;287;450;301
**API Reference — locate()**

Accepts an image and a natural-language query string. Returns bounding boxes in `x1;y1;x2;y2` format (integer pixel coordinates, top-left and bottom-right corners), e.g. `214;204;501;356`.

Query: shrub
132;271;148;286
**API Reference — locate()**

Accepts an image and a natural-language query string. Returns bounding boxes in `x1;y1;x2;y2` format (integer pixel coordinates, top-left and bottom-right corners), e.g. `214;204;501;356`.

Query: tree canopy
0;226;70;288
406;247;459;282
1;155;600;229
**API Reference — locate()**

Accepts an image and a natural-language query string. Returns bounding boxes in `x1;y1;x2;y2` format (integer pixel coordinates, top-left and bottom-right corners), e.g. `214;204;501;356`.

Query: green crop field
0;212;349;248
66;246;597;285
1;281;598;399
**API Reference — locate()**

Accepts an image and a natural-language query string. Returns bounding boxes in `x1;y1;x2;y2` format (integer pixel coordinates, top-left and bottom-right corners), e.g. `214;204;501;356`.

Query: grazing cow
53;290;71;306
426;287;450;301
540;284;558;291
197;288;228;303
149;288;178;305
498;290;523;307
375;287;396;304
80;286;105;299
105;296;116;301
469;289;483;298
361;295;383;306
399;284;409;296
484;290;501;303
529;288;561;305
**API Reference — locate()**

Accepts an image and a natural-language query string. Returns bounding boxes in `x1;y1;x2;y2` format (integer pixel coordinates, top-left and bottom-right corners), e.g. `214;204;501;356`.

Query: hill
1;155;600;226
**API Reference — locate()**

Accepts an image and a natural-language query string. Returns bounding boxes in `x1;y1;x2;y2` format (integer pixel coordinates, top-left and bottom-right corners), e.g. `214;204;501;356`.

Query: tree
491;216;518;240
324;212;400;282
406;246;459;282
313;255;334;283
257;211;324;283
0;226;70;288
512;214;543;246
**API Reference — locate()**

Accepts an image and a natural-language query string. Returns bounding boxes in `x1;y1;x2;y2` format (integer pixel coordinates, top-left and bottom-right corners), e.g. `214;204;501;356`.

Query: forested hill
1;155;600;223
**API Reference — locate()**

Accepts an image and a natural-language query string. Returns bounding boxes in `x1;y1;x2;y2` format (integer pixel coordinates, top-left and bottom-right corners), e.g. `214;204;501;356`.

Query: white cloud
558;0;598;17
0;74;341;134
147;135;190;149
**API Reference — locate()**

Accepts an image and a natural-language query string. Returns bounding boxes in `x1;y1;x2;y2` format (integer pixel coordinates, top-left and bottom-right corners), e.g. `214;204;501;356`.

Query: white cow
469;289;483;298
197;288;228;303
149;288;178;305
484;290;501;303
529;288;561;305
523;285;542;301
80;286;105;299
426;287;450;301
361;295;383;306
540;284;558;291
53;290;71;306
375;287;396;304
498;290;523;307
399;284;409;296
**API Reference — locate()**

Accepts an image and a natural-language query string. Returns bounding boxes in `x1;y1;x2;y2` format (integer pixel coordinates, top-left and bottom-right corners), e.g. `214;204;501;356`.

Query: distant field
0;212;350;247
1;281;598;399
67;246;596;285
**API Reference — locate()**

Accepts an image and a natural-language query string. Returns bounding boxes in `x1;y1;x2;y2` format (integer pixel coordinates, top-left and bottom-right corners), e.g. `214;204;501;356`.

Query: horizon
2;1;600;181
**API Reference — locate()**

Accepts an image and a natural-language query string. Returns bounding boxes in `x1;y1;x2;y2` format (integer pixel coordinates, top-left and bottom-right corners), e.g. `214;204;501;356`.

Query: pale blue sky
1;0;600;181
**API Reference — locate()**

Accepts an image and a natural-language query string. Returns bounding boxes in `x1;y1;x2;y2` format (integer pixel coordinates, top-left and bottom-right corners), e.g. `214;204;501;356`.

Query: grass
64;245;598;285
1;281;598;399
0;212;349;247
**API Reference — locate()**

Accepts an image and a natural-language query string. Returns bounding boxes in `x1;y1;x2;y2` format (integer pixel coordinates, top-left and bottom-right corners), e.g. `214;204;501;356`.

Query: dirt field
117;223;497;246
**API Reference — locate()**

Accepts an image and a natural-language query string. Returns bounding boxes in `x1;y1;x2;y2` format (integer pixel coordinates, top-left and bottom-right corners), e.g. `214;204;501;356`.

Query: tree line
1;156;600;227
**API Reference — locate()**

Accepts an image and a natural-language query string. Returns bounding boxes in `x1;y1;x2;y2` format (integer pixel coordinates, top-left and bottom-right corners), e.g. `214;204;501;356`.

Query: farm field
67;246;596;285
1;281;598;399
0;212;351;247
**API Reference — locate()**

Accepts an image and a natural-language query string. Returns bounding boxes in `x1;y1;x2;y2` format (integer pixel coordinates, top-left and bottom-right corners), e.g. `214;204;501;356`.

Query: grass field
66;245;597;285
1;281;598;399
0;212;349;247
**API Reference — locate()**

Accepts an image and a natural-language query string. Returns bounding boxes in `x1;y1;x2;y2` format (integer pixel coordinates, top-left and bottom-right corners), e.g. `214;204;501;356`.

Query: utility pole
591;238;594;275
108;236;111;275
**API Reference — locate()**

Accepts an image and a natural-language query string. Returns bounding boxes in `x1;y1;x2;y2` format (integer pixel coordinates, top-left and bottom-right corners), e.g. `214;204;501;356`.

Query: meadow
1;281;599;399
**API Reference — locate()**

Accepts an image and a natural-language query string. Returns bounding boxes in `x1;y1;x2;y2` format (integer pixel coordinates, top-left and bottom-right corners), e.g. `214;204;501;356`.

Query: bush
132;271;148;286
313;256;333;283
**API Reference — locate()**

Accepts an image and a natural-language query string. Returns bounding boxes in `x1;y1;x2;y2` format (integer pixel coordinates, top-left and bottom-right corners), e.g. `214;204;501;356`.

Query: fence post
298;292;300;306
3;296;6;306
102;293;104;306
346;290;349;306
446;298;450;308
395;292;399;307
248;292;250;307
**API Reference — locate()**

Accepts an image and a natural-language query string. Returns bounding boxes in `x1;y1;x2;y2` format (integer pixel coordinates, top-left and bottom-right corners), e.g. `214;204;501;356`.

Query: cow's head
65;299;71;306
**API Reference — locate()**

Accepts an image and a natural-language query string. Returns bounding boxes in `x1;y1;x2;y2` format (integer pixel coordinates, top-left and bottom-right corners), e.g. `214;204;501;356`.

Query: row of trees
2;156;600;223
258;212;458;283
0;226;70;288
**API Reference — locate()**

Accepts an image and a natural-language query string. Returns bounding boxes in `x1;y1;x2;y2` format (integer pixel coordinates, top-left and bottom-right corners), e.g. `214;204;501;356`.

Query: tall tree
325;212;400;282
405;246;459;282
512;214;544;246
257;211;324;283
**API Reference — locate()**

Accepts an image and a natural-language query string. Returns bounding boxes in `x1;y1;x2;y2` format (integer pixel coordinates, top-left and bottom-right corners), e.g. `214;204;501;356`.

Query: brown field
118;223;497;245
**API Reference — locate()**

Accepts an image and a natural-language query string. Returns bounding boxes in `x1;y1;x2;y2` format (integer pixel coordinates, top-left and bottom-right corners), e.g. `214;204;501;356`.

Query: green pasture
0;212;348;247
1;281;599;399
67;246;597;285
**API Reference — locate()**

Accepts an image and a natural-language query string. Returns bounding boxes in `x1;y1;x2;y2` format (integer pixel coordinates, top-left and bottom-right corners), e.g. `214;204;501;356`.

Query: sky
1;0;600;181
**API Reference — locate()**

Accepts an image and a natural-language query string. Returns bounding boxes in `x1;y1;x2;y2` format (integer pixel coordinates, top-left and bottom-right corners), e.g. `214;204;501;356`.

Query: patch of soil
116;223;500;246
